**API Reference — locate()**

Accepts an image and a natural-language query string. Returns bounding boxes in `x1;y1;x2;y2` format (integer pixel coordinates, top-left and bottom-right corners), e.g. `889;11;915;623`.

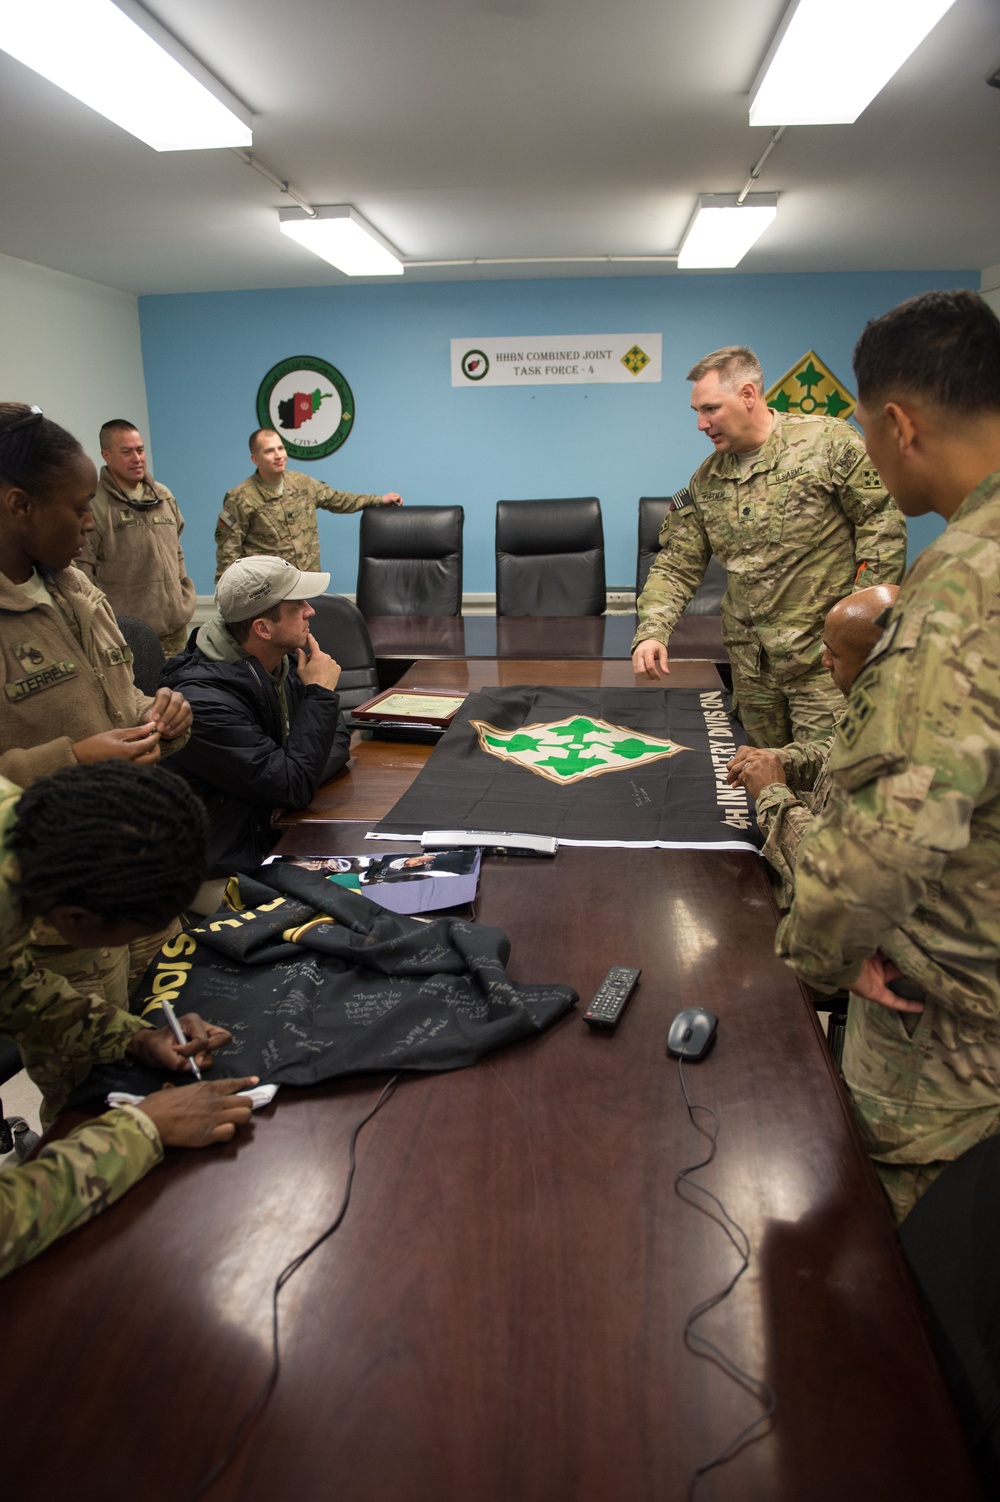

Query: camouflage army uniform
0;775;151;1121
215;470;381;580
753;740;834;891
776;467;1000;1222
76;467;195;654
0;1105;162;1278
0;565;184;1015
633;412;907;747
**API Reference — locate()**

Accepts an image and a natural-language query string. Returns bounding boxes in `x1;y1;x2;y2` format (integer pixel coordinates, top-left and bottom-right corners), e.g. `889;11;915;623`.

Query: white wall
981;265;1000;319
0;250;150;468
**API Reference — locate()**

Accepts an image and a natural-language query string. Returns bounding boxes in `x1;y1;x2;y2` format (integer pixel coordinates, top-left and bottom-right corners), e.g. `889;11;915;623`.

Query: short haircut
99;419;142;451
9;763;207;923
249;428;280;454
226;601;283;645
853;290;1000;413
686;346;764;392
0;403;85;493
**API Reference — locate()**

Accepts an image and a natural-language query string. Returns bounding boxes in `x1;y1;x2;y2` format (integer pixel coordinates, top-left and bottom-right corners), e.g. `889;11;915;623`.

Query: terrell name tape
451;333;662;387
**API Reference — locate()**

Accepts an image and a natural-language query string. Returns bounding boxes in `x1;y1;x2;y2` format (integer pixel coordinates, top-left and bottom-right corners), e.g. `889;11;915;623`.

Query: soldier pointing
632;346;907;748
215;427;402;581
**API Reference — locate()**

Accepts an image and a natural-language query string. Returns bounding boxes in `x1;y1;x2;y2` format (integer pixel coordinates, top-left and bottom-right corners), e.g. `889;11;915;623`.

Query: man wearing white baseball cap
161;556;351;893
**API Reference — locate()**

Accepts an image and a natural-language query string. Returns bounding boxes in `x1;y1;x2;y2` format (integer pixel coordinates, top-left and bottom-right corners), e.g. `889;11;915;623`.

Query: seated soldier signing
0;761;256;1279
162;555;351;883
726;584;899;889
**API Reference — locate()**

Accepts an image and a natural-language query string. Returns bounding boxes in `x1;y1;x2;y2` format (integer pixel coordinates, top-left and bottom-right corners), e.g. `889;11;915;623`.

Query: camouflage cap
215;555;330;622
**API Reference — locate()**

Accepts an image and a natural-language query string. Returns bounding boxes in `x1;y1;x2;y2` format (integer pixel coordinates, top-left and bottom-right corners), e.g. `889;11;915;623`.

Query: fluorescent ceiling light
0;0;252;150
750;0;958;126
279;207;405;277
676;195;777;269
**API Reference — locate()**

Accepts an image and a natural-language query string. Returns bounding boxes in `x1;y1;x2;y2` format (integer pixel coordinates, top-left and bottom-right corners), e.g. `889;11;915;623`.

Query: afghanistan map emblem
470;714;687;785
256;355;356;460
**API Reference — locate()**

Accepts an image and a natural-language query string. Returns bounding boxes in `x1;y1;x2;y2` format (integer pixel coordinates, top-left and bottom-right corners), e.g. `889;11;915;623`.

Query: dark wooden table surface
0;660;979;1502
365;612;728;663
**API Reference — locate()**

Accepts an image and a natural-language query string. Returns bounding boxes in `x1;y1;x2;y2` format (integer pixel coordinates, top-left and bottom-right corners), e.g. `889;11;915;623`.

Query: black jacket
161;635;351;877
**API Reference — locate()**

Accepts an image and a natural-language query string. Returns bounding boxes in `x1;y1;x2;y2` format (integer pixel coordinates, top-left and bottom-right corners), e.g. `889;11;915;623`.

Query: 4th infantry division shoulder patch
471;714;687;785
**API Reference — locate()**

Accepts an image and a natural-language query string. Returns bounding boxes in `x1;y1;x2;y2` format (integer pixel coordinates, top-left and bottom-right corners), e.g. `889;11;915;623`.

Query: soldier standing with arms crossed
632;346;907;748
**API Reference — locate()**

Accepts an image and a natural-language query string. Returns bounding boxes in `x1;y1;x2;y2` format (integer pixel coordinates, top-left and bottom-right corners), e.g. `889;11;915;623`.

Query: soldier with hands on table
632;346;907;748
215;427;402;580
727;582;898;889
0;761;256;1279
776;290;1000;1222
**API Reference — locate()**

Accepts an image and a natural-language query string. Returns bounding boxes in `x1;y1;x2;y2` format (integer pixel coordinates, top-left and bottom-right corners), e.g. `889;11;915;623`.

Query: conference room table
0;655;980;1502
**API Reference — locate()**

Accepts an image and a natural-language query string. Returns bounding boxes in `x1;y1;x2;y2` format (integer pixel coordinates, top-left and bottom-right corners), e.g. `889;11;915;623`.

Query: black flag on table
371;686;759;849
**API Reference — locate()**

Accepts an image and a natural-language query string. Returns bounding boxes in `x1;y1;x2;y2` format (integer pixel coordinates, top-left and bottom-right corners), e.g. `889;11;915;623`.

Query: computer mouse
666;1007;718;1061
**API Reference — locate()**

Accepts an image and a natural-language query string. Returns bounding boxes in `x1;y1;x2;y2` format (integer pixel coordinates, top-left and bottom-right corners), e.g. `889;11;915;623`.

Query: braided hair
9;763;207;922
0;403;85;493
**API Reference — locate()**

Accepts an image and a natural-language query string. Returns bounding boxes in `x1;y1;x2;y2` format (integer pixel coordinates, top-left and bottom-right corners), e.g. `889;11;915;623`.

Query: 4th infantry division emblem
471;715;687;785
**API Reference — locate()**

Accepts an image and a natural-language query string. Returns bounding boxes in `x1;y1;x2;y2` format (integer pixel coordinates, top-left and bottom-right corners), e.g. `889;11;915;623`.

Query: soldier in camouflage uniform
0;761;255;1277
776;290;1000;1222
215;427;403;581
727;584;898;891
77;420;196;658
633;346;907;748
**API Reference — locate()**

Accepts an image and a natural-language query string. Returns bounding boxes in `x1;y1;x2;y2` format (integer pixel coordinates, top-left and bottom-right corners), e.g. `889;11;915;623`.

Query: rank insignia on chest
837;688;877;749
738;498;756;523
105;645;134;668
12;641;46;670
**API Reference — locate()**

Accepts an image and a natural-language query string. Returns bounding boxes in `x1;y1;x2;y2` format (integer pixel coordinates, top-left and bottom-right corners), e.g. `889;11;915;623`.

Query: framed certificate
351;688;468;731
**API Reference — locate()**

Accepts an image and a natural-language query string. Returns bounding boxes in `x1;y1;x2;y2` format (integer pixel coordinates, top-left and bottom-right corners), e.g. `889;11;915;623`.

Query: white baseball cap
215;555;330;623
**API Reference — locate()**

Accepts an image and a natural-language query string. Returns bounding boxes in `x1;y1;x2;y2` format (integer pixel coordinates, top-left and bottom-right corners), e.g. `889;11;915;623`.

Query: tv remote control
583;967;641;1030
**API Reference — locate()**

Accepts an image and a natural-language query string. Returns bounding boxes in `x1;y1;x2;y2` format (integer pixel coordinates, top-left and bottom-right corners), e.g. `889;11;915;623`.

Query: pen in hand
160;997;203;1081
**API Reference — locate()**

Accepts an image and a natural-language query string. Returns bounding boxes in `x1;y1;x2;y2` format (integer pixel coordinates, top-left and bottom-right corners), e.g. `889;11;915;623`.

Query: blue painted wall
138;269;978;597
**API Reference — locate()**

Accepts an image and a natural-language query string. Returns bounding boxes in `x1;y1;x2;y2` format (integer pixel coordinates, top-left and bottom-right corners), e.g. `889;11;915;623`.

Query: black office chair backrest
116;614;167;694
307;595;379;712
900;1135;1000;1495
495;497;606;617
357;505;464;616
635;496;727;615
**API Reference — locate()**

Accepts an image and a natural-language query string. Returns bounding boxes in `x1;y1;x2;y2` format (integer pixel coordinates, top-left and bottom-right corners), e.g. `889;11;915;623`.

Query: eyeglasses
0;406;44;444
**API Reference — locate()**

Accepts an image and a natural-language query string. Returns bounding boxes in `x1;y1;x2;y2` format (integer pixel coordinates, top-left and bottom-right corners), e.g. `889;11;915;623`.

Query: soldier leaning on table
632;346;907;749
725;583;898;894
775;290;1000;1223
215;427;402;580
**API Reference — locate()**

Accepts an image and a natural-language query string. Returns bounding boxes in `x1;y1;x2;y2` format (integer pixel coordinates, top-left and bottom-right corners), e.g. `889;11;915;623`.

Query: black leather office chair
495;497;606;616
636;496;727;614
357;505;464;616
900;1134;1000;1496
307;595;380;713
116;614;167;693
